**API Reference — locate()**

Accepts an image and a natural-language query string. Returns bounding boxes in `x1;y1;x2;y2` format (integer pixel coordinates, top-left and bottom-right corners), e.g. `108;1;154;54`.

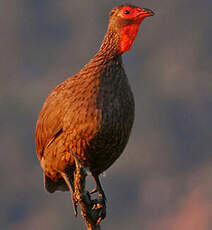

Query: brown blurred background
1;0;212;229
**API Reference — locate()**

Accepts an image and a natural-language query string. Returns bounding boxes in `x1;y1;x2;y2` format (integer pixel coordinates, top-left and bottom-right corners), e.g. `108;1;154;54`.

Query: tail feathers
44;174;69;193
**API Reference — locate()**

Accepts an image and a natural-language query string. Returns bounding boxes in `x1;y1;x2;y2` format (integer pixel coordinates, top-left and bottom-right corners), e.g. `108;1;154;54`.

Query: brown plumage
35;5;154;204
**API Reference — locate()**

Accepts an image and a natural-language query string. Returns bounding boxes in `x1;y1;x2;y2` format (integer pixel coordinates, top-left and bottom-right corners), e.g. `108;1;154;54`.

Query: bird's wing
35;73;95;160
35;99;64;160
35;81;69;160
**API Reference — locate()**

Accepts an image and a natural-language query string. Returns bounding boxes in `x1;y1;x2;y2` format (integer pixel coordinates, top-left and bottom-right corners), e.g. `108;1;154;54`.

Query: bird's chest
88;71;134;151
98;76;134;138
64;59;135;170
84;76;135;173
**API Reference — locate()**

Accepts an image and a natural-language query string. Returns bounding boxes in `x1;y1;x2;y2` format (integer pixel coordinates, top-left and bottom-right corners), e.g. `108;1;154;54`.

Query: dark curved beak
142;8;155;17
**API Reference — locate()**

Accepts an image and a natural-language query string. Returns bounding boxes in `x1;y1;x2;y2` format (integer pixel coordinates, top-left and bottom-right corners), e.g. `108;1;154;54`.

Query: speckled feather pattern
35;8;135;190
36;53;134;179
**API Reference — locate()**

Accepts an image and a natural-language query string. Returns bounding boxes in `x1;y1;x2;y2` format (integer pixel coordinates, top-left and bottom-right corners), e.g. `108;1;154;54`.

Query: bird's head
108;5;154;54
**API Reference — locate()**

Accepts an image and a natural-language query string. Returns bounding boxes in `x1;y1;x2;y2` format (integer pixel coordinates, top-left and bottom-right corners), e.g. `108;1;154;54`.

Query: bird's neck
98;21;141;56
79;28;123;77
98;28;121;59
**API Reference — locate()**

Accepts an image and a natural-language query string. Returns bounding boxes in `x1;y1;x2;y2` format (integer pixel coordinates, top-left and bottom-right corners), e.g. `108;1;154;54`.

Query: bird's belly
85;103;134;175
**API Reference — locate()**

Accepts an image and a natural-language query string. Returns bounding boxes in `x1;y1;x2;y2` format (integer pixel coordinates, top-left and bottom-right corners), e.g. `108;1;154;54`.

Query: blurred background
1;0;212;229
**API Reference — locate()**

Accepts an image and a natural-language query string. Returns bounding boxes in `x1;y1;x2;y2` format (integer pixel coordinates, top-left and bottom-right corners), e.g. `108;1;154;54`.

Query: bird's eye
124;10;130;14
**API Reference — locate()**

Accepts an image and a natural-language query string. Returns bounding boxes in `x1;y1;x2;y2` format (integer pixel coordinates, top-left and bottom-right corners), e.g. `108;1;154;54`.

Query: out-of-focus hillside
1;0;212;229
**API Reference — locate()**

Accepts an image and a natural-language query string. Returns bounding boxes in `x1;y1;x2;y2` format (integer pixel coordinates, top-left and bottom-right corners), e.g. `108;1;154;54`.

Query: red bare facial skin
118;6;154;54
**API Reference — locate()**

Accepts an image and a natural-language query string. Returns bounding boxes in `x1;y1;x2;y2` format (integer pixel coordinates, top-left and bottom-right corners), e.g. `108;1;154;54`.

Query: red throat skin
119;21;143;54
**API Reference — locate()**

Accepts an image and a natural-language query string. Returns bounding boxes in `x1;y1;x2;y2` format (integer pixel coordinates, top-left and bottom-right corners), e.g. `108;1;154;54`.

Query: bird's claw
90;186;107;202
92;196;106;223
89;187;97;194
98;190;107;202
79;191;106;224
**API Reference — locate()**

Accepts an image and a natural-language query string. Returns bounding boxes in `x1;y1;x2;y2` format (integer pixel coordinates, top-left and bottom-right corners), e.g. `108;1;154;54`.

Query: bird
35;4;154;215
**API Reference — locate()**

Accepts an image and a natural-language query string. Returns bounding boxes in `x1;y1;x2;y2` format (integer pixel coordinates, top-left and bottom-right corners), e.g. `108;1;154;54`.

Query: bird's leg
72;154;87;214
60;171;78;216
91;175;106;202
89;174;107;223
73;156;106;225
